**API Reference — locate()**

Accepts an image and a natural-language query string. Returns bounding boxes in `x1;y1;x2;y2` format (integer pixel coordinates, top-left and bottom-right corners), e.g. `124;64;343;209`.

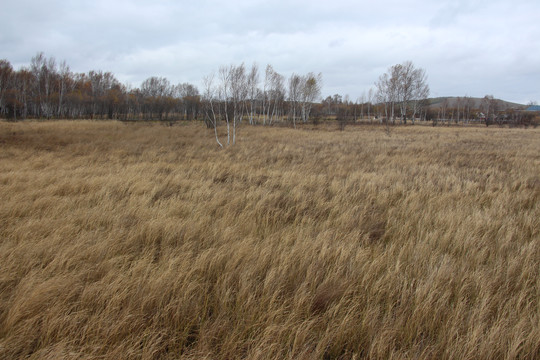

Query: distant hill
427;97;526;110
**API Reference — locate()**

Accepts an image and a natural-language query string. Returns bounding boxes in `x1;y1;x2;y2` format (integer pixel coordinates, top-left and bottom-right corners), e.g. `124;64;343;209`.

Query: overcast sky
2;0;539;104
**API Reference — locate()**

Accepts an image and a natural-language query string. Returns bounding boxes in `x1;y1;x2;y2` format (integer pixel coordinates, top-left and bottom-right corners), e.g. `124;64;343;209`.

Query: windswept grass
0;121;539;359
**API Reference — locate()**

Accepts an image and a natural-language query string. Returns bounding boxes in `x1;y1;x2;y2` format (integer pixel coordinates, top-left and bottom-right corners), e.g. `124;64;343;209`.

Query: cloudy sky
2;0;539;104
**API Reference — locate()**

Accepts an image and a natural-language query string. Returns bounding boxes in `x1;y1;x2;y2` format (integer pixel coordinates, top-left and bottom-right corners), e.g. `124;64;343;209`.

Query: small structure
525;105;540;112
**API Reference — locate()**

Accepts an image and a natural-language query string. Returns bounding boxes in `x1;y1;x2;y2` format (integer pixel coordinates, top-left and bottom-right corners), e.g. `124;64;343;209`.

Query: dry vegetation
0;120;539;359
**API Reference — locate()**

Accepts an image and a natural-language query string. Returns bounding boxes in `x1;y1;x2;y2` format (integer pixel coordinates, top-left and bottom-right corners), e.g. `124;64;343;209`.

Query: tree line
0;53;201;121
0;53;323;126
429;95;537;127
1;52;424;128
1;53;534;134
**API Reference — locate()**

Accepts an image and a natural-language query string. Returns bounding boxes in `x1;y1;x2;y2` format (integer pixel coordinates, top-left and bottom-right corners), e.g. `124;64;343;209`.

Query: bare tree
410;68;429;124
481;95;499;127
228;63;248;144
202;64;248;146
376;61;429;126
367;87;374;123
88;70;106;118
18;69;32;119
376;72;395;126
262;65;274;125
359;91;366;121
395;61;429;124
247;63;259;125
140;76;174;120
464;96;473;124
288;73;302;128
202;74;224;148
0;59;13;117
440;98;449;125
300;72;322;124
57;60;70;118
30;52;58;119
266;67;285;125
455;97;462;125
176;83;200;120
396;62;412;123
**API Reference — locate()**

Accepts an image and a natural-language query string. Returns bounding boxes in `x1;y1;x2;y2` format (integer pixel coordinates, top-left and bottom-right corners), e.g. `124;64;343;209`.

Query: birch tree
464;96;473;124
262;65;274;125
202;63;248;146
288;73;302;128
359;91;366;121
57;61;70;118
376;72;396;125
202;74;224;147
409;67;429;124
481;95;500;126
262;65;285;125
440;98;449;125
367;88;374;122
30;52;57;119
300;72;322;123
247;63;259;125
455;97;462;124
228;63;248;144
376;61;429;125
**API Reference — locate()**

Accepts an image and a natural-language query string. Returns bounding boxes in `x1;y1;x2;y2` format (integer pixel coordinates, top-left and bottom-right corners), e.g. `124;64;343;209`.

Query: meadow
0;120;538;359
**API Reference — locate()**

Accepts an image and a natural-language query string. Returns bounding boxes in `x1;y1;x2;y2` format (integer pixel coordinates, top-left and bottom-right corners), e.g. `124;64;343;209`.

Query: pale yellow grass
0;121;539;359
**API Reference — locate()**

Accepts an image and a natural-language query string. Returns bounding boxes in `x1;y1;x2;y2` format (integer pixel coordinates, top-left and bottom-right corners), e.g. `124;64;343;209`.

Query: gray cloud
2;0;539;103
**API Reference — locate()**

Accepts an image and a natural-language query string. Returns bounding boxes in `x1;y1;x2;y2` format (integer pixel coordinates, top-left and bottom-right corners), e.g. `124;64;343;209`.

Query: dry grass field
0;120;539;359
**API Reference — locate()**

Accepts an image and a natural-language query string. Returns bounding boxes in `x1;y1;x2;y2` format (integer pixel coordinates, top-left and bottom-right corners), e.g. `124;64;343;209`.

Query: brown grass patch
0;120;539;359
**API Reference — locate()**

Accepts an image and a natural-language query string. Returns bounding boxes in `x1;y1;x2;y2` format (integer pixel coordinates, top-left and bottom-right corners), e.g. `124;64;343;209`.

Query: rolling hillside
427;97;526;110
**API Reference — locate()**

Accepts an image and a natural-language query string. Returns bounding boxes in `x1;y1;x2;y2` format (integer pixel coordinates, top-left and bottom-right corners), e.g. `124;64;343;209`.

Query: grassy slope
427;96;525;110
0;121;539;359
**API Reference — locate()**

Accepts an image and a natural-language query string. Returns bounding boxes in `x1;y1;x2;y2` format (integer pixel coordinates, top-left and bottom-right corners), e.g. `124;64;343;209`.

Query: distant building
525;105;540;111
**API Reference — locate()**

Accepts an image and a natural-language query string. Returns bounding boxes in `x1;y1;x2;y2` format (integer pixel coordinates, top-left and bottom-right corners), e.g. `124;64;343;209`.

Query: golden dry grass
0;120;539;359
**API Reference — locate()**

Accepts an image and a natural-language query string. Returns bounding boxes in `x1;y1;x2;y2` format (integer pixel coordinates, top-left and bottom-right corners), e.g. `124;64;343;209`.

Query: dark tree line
0;53;201;121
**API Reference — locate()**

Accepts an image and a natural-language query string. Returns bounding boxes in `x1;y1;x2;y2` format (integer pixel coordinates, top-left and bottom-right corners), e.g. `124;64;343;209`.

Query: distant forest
0;53;537;128
0;53;201;121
